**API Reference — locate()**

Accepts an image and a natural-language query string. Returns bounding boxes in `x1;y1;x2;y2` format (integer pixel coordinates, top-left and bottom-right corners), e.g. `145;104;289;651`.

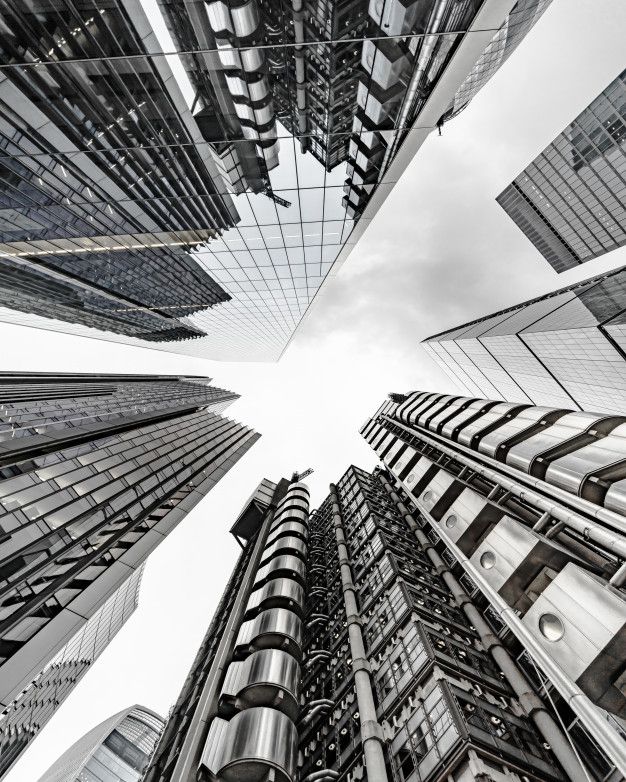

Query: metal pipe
161;502;278;781
379;475;590;782
291;0;308;152
383;415;626;557
379;475;626;778
329;484;389;782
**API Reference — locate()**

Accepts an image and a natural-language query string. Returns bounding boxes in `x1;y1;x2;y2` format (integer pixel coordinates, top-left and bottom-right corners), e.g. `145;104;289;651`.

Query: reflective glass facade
0;0;549;360
143;467;592;782
38;705;165;782
497;68;626;272
423;264;626;415
0;373;258;778
0;568;143;778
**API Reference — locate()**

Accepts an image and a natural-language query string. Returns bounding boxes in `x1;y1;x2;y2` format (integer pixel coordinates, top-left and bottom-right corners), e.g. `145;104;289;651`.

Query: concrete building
497;67;626;272
0;373;258;777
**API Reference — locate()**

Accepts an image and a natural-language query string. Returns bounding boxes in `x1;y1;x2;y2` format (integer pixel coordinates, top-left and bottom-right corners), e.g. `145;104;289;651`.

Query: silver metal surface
220;650;300;720
265;521;308;546
545;423;626;498
401;455;435;490
439;399;492;440
199;707;298;782
416;395;458;428
522;563;626;716
245;577;305;616
478;406;563;459
455;402;527;447
254;554;306;586
260;535;307;565
470;516;543;594
427;397;473;433
404;481;626;774
506;412;606;474
235;608;303;658
605;478;626;515
432;486;498;549
396;392;433;424
271;507;308;527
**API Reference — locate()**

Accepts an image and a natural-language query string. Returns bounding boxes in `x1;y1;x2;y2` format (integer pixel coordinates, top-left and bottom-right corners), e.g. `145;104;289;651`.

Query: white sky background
5;0;626;778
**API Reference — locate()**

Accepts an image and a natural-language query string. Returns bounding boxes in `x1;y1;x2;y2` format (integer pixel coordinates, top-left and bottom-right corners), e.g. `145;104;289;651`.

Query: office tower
497;67;626;272
0;567;143;778
0;372;258;777
0;1;549;360
361;391;626;779
38;704;165;782
143;464;612;782
422;264;626;415
0;0;241;343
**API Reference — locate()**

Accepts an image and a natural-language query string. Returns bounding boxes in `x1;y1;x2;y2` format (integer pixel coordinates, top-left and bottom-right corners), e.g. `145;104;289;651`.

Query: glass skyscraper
0;0;550;360
497;68;626;272
0;568;143;777
0;372;258;777
142;432;626;782
38;704;165;782
422;264;626;415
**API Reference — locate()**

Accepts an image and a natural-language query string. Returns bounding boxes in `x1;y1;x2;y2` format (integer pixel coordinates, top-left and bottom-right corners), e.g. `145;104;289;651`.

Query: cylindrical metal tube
329;485;389;782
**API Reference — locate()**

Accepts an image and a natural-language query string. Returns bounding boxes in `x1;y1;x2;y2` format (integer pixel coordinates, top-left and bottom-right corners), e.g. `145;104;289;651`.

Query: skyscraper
38;705;165;782
0;372;258;776
497;67;626;272
0;0;551;360
0;567;143;777
422;264;626;415
361;391;626;779
143;454;625;782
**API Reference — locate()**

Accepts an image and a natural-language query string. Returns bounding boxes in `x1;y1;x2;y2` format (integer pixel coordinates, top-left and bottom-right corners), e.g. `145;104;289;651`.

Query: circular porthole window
407;473;415;484
538;613;565;642
480;551;496;570
445;514;457;528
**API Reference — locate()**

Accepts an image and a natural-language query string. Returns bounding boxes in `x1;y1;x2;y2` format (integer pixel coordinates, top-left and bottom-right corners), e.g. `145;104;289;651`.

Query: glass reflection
0;0;550;359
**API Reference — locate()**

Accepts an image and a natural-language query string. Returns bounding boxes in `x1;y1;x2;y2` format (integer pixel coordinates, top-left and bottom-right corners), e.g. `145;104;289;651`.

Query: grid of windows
38;706;164;782
0;0;550;360
423;265;626;414
0;373;257;778
0;569;143;778
497;68;626;271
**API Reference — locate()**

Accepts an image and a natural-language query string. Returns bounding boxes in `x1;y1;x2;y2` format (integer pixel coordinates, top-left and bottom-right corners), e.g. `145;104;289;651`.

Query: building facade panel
497;68;626;271
360;392;626;779
0;568;143;778
143;454;626;781
0;0;551;359
0;373;257;778
423;265;626;415
38;705;165;782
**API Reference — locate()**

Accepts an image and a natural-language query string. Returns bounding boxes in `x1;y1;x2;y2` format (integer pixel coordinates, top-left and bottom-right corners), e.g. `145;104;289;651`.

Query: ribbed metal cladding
328;484;389;782
361;394;626;777
197;482;310;782
376;474;588;782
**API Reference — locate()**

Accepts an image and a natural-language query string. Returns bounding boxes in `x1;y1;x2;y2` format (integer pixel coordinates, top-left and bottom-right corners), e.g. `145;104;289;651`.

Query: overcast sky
5;1;626;779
